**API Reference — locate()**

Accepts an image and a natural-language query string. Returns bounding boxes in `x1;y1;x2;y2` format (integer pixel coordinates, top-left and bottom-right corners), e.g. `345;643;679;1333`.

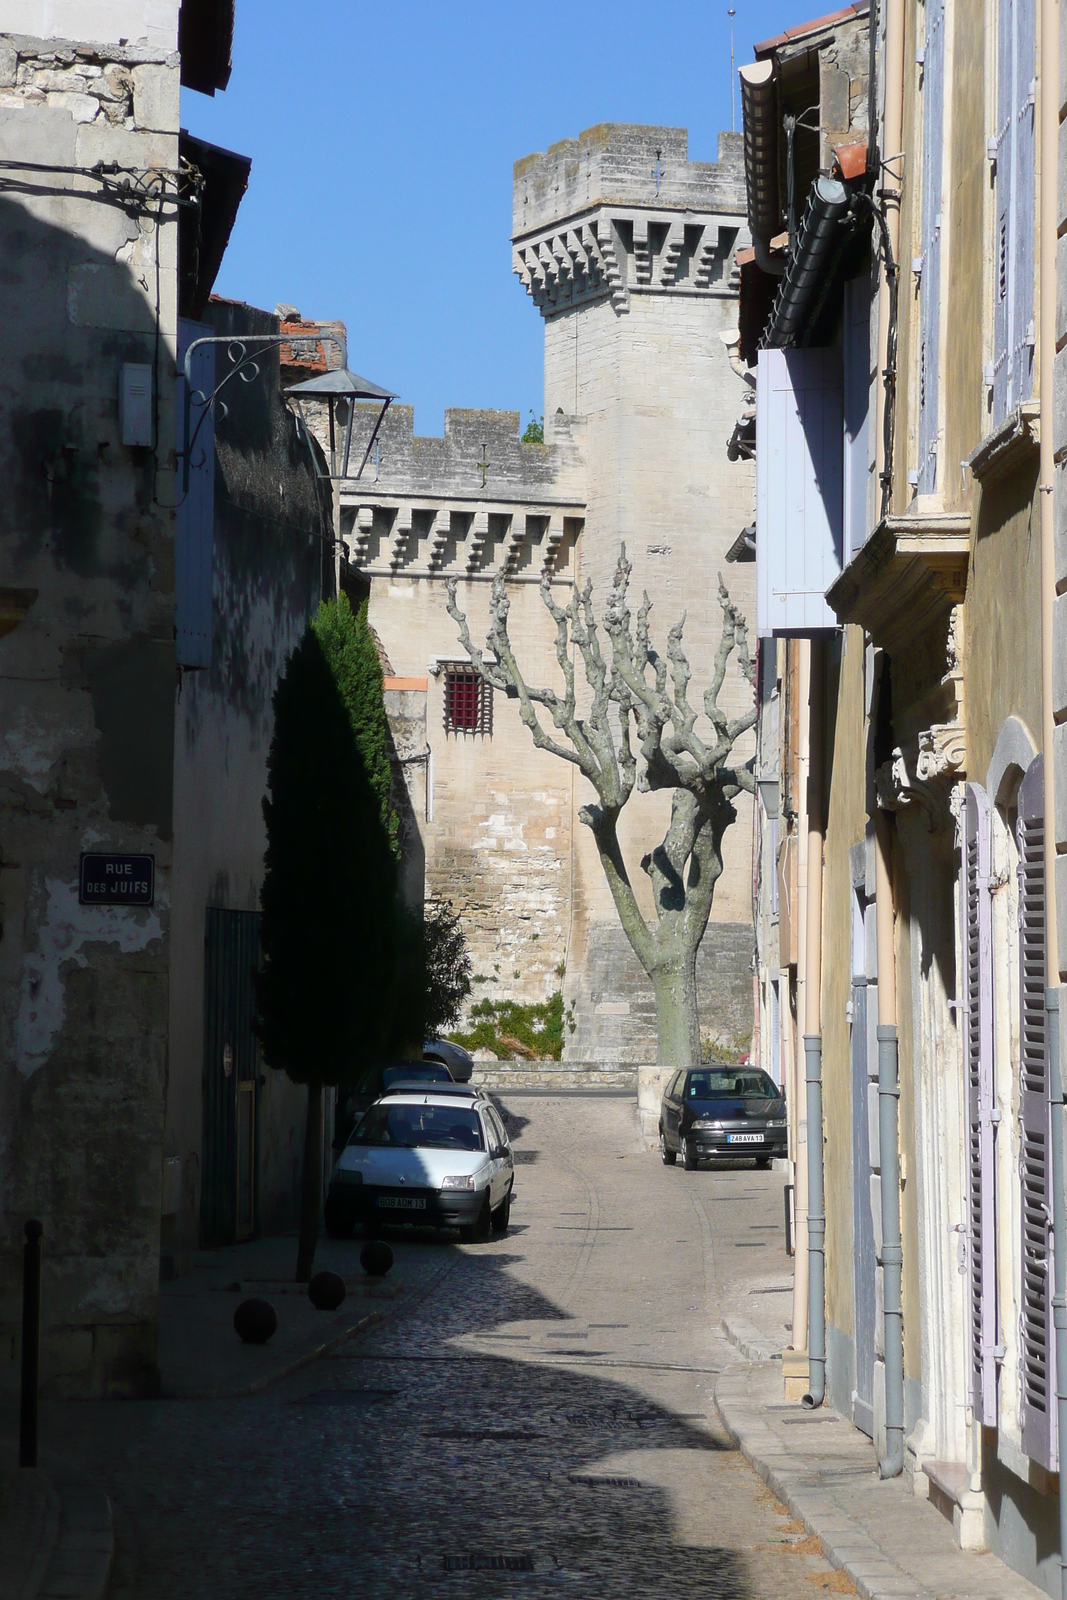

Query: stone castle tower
511;125;757;1058
341;123;755;1062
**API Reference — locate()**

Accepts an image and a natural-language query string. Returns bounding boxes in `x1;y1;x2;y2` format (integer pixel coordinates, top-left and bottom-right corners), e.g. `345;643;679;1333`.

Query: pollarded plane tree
446;547;757;1068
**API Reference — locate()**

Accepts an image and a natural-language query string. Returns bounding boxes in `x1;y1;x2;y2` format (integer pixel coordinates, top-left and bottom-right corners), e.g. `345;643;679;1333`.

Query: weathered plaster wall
166;298;323;1268
0;25;178;1395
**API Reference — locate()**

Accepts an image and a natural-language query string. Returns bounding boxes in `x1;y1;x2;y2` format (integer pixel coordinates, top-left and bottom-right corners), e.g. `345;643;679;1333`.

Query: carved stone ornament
875;745;949;833
915;722;966;783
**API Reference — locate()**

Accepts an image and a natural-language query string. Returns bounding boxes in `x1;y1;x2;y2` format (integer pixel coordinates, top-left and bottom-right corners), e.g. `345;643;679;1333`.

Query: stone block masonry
351;122;757;1062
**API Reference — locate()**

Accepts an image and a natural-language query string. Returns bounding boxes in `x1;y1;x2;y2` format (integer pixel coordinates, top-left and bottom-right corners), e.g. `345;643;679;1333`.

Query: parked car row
659;1065;787;1171
325;1042;512;1243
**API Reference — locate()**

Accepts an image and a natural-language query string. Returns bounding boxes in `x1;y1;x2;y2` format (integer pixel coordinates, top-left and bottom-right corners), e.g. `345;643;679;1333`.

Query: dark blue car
659;1066;787;1171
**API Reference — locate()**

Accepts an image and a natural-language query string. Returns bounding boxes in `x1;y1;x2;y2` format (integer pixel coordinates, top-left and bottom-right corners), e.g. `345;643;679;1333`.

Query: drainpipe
874;808;904;1477
791;641;811;1355
802;639;826;1409
874;0;906;503
1037;0;1066;1587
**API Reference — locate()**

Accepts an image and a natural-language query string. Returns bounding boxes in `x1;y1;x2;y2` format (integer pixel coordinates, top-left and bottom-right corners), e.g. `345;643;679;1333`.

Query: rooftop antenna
728;8;737;132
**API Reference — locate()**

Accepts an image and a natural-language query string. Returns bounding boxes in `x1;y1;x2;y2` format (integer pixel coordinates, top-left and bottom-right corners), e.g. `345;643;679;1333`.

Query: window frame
442;664;493;736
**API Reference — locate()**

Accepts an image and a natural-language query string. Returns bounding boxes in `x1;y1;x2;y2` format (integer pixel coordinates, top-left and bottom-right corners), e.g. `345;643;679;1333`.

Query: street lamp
284;365;396;483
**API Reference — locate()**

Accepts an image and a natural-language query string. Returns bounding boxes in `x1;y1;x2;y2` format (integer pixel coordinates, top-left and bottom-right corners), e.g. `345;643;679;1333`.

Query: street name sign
79;852;155;906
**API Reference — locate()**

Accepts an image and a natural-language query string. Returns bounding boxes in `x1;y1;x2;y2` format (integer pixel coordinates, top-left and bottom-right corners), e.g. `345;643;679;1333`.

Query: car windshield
687;1069;779;1099
351;1104;485;1151
382;1063;449;1088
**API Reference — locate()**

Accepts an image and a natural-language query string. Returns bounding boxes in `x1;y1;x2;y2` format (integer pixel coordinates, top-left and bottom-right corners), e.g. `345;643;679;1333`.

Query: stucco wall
0;26;179;1395
166;299;323;1267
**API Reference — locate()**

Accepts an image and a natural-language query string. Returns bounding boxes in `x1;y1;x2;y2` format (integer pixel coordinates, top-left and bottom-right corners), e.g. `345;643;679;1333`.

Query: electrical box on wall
120;363;153;446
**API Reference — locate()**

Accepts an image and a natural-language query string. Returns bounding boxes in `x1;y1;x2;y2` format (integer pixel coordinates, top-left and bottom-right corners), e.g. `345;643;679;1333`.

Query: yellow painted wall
821;626;869;1341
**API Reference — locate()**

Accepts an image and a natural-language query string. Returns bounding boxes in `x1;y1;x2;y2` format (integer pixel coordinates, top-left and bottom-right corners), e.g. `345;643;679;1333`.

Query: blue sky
184;1;806;436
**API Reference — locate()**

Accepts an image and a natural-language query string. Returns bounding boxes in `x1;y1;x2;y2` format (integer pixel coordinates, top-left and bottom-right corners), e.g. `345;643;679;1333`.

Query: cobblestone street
45;1097;835;1598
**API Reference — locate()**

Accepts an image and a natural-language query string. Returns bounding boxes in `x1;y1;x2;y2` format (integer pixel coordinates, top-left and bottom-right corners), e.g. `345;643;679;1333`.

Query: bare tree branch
446;546;758;1067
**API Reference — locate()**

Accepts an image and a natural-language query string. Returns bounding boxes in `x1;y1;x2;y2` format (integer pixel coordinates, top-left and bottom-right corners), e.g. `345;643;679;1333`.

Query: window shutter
992;0;1014;424
961;783;997;1424
175;319;215;669
1010;0;1036;410
993;0;1036;425
842;277;871;562
917;0;945;493
756;347;843;637
1018;754;1056;1467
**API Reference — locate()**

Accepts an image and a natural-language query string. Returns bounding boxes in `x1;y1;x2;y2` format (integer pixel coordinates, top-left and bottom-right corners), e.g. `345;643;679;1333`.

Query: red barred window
444;669;492;735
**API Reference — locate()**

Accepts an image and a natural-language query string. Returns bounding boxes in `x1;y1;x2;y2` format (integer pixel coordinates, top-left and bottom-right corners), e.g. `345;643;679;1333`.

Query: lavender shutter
962;784;997;1423
1010;0;1036;409
992;0;1014;425
756;347;843;637
1018;754;1056;1467
175;319;215;669
917;0;945;493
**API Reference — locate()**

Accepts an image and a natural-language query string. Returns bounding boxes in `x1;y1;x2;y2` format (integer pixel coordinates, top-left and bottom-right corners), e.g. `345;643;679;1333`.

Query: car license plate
376;1196;426;1210
727;1133;763;1144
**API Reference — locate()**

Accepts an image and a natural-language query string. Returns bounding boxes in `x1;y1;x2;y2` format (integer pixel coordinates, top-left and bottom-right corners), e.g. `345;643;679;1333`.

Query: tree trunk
296;1079;323;1282
651;945;701;1068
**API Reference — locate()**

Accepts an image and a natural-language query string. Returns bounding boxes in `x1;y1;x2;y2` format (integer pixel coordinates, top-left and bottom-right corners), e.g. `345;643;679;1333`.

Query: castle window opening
444;668;493;736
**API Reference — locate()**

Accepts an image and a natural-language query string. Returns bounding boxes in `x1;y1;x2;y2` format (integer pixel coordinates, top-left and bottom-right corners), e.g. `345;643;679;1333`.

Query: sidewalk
0;1232;453;1598
158;1232;458;1397
0;1447;112;1600
716;1275;1048;1600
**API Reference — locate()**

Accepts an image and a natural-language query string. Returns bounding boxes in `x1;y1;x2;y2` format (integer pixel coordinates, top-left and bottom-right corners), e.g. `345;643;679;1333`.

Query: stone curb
712;1363;1047;1600
4;1462;113;1600
714;1364;925;1600
168;1255;459;1400
170;1303;396;1400
721;1312;784;1365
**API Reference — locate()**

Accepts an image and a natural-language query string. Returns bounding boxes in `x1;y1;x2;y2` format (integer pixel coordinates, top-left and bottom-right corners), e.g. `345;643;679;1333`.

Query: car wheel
491;1190;511;1234
460;1194;491;1243
681;1136;698;1172
660;1128;677;1166
323;1193;354;1239
755;1155;772;1170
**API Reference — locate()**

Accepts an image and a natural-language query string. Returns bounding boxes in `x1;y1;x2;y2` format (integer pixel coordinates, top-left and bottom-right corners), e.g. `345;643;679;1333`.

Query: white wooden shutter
961;783;997;1424
842;277;871;563
175;318;215;669
993;0;1036;425
756;347;843;637
1017;754;1056;1467
917;0;945;493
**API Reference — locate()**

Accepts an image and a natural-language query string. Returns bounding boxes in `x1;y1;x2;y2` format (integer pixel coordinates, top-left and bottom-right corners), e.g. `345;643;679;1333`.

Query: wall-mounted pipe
1037;0;1065;1588
874;809;904;1477
874;0;905;502
802;639;826;1410
739;60;784;276
791;641;811;1355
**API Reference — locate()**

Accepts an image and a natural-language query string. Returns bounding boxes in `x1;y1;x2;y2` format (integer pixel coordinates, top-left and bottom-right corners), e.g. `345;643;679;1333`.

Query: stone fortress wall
342;123;758;1061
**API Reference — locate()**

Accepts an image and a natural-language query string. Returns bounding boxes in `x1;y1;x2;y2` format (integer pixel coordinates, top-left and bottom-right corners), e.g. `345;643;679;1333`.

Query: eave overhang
825;510;970;653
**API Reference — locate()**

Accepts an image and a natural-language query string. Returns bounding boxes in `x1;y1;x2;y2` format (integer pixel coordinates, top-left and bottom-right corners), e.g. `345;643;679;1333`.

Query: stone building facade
0;3;329;1394
343;123;757;1061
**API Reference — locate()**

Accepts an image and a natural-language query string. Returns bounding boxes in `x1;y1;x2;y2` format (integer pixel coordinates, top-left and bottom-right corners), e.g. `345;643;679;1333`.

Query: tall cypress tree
313;593;398;856
255;625;397;1280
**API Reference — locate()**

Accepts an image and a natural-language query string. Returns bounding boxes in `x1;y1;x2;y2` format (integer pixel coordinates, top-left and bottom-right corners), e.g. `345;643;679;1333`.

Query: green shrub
450;991;564;1060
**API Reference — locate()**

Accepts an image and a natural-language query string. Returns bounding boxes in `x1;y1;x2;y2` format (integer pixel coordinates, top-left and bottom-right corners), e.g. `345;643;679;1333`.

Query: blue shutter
917;0;945;493
993;0;1036;425
842;277;871;562
961;783;997;1425
1018;755;1056;1468
756;347;843;637
1010;0;1036;409
176;318;215;670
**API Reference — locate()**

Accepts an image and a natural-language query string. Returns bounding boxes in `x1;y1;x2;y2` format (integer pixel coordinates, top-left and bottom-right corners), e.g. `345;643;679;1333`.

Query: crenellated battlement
336;403;585;584
512;124;748;318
